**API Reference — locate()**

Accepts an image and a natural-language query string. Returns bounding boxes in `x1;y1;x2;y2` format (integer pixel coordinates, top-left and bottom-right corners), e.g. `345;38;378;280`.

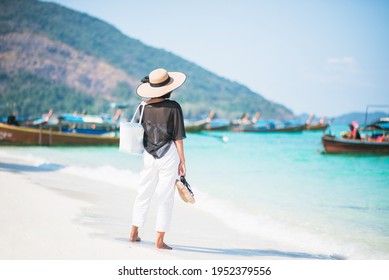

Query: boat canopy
59;114;106;124
364;118;389;131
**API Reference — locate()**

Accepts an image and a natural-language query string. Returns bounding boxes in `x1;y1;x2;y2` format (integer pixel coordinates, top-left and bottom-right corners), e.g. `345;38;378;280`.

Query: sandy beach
0;153;339;260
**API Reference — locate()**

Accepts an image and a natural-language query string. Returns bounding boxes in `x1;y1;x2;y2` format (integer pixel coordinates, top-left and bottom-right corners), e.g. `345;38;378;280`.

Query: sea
1;124;388;259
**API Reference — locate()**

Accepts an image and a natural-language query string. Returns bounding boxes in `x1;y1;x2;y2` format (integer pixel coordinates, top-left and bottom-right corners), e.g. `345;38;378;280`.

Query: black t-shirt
141;100;186;159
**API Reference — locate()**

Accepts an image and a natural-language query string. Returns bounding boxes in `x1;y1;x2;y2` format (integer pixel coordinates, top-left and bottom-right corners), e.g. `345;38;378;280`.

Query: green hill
0;0;295;120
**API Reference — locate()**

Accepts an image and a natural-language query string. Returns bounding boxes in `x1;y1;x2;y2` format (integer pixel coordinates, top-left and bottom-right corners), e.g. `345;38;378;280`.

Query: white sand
0;154;334;260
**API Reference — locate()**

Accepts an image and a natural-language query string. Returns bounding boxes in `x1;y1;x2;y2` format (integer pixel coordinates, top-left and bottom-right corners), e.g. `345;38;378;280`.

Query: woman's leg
154;144;179;249
131;152;158;241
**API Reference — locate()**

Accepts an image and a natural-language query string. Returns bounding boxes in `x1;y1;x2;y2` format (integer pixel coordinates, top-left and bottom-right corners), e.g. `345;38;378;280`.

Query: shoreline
0;153;340;260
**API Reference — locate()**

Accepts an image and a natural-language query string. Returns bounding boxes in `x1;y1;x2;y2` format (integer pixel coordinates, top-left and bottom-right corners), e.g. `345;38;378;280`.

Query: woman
348;121;361;140
129;68;187;250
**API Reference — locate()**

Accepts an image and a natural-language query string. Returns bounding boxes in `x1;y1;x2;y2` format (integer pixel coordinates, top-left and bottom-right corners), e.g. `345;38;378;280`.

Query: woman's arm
174;139;186;177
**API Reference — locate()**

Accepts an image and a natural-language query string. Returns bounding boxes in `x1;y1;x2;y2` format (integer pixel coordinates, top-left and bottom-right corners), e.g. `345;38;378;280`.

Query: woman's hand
178;161;186;177
175;139;186;177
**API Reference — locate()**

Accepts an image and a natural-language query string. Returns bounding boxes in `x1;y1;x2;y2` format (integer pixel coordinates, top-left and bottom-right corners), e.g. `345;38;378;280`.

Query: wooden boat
231;120;305;133
267;124;305;132
185;111;215;132
0;122;119;146
304;115;331;131
230;111;305;132
184;121;208;132
305;123;330;131
232;124;305;132
321;134;389;154
20;108;121;137
57;113;119;135
230;112;260;127
321;116;389;154
204;119;231;131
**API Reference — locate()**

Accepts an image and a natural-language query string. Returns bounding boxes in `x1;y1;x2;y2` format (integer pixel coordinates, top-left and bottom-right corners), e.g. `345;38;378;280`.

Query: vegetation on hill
331;111;388;125
0;0;295;120
0;71;101;117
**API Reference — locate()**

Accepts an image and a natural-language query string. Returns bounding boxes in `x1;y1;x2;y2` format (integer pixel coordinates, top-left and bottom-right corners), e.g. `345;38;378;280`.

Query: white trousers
132;143;179;232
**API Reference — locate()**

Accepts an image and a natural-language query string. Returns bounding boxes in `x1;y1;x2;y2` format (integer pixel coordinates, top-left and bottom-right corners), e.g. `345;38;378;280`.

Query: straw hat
175;177;195;204
136;68;186;98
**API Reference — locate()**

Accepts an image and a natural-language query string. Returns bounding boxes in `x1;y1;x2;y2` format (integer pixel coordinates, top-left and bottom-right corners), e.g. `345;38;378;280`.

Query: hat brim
136;72;186;98
175;180;195;204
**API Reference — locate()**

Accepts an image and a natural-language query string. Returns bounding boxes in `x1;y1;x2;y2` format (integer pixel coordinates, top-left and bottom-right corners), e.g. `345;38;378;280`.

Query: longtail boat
0;123;119;146
304;114;331;131
185;111;215;132
321;133;389;154
305;123;330;131
205;119;231;131
232;124;305;132
231;120;305;133
23;109;121;136
321;110;389;154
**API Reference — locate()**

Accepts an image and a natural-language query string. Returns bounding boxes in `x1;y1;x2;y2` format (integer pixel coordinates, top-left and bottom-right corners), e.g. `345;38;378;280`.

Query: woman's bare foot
156;242;172;250
156;231;172;250
129;235;141;242
129;226;141;242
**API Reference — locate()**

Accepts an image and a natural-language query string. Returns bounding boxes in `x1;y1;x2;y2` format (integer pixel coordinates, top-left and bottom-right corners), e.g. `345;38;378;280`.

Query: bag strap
130;101;146;124
180;176;194;196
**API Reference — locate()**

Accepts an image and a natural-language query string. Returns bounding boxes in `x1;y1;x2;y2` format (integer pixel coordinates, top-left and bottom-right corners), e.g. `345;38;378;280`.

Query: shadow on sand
0;162;64;173
172;245;345;260
116;238;344;260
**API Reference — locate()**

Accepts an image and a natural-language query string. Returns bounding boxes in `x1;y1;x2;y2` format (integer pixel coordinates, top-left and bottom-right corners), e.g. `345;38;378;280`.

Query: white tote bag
119;102;146;155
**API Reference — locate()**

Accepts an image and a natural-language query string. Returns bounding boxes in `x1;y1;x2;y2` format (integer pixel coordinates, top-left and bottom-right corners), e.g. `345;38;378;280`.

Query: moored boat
231;120;305;133
305;123;330;131
0;122;119;146
184;120;208;132
184;111;215;132
57;113;119;136
321;116;389;154
321;134;389;154
22;109;121;136
304;114;331;131
204;119;231;131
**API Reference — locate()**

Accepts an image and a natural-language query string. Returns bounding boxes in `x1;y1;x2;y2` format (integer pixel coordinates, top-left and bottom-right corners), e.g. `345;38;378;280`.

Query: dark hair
160;91;172;99
151;91;172;100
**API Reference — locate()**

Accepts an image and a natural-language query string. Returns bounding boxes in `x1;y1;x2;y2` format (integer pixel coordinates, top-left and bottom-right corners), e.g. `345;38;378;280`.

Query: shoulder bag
119;101;146;155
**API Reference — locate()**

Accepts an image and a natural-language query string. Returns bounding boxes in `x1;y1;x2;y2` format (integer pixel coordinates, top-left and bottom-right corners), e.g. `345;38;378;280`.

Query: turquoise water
1;125;388;259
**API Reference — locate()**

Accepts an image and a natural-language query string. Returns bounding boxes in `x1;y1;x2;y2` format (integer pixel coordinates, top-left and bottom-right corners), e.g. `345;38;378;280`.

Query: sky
48;0;389;117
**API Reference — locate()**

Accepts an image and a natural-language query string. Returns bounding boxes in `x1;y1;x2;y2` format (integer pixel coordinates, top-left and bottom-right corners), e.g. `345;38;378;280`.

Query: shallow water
1;125;388;259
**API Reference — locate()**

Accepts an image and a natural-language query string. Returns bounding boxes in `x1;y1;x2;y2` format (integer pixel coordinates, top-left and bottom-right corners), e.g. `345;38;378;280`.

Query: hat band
150;76;171;88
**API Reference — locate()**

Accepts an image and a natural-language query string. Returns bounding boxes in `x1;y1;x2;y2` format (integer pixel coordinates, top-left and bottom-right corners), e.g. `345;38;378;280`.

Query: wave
192;189;361;259
60;164;140;191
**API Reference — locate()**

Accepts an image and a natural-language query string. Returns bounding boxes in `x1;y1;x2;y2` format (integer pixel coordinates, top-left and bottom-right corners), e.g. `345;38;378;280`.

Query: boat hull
0;123;119;146
185;122;208;132
321;134;389;154
305;124;329;131
205;125;230;131
231;124;305;133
